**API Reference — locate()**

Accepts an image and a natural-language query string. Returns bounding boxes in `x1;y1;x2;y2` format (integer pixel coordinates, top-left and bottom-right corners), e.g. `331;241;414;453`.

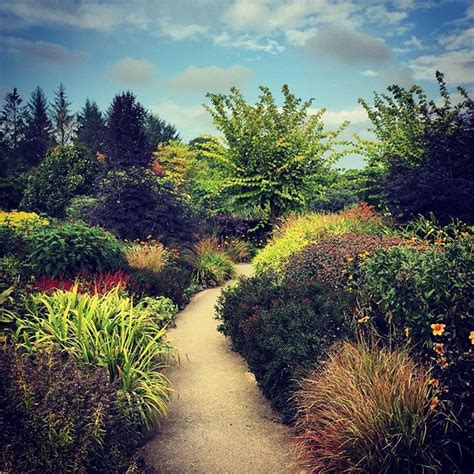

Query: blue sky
0;0;473;167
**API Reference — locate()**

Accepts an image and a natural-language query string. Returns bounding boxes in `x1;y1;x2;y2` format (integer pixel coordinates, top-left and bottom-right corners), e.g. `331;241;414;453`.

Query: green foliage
0;349;140;473
204;85;346;220
21;145;101;217
136;296;177;329
145;112;180;148
0;172;28;210
51;83;75;146
21;221;125;278
90;167;197;244
12;286;174;429
65;195;98;221
216;272;351;418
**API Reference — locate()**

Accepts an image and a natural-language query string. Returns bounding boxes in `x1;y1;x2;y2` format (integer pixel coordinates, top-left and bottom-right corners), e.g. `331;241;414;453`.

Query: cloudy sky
0;0;473;167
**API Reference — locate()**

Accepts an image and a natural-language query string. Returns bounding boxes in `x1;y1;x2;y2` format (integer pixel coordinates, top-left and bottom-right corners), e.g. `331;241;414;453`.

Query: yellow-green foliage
0;210;48;227
253;212;382;273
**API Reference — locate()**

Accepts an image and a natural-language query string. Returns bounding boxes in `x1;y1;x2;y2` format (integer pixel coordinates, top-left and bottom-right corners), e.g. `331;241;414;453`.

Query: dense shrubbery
253;203;383;274
294;342;453;473
285;232;422;289
216;272;351;417
21;145;102;218
0;349;140;473
90;167;196;244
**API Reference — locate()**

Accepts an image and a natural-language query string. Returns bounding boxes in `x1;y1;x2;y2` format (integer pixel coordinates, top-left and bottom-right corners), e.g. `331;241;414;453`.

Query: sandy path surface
141;264;295;473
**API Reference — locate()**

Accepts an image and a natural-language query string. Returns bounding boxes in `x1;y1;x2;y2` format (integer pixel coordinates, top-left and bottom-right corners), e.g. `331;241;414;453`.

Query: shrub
0;349;140;473
0;210;49;227
253;209;384;274
285;232;422;289
90;167;196;245
12;286;174;429
216;273;352;417
136;296;177;329
125;240;169;273
356;237;473;466
293;342;453;473
127;261;193;307
22;221;125;278
185;238;235;288
21;145;102;218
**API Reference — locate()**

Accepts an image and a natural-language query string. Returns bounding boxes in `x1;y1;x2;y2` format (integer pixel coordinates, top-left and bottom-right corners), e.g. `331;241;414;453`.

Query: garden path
141;264;295;473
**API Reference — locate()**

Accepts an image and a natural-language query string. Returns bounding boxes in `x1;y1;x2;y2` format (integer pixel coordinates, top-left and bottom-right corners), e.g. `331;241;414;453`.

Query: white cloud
440;27;474;51
158;19;208;40
361;69;379;77
409;50;474;84
365;5;408;25
306;28;391;65
0;35;88;63
318;106;369;127
150;101;216;141
285;28;318;46
168;64;254;94
105;57;156;86
214;32;284;53
404;35;423;50
379;66;415;88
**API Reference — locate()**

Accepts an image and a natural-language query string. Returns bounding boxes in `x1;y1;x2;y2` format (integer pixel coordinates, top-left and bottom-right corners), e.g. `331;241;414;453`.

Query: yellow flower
470;331;474;345
433;343;445;355
357;316;370;324
346;257;354;262
431;323;446;336
428;378;439;388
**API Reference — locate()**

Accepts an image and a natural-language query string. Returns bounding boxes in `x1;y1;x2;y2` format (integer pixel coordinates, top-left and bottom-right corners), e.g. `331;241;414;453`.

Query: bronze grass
293;341;446;473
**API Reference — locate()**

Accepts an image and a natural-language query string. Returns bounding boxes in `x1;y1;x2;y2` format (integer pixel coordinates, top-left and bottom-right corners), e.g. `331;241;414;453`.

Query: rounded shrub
21;145;102;218
216;272;352;418
22;221;125;278
89;167;197;245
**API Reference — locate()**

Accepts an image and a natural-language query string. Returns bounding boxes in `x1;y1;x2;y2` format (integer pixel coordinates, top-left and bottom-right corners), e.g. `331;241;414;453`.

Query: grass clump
125;240;169;273
293;341;452;473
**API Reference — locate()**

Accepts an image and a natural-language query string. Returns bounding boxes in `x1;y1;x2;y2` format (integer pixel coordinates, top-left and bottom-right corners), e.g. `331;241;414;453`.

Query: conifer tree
51;83;75;146
105;91;151;168
76;99;106;154
145;112;180;149
0;87;26;153
24;86;52;167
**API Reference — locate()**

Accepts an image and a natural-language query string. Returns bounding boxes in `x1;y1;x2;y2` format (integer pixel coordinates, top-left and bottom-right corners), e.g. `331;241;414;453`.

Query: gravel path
141;264;295;473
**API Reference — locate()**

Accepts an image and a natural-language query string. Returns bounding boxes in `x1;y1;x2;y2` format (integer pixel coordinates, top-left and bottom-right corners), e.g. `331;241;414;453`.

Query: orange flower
428;378;439;388
357;316;370;324
470;331;474;345
431;323;446;336
436;357;448;370
430;397;440;410
433;343;445;355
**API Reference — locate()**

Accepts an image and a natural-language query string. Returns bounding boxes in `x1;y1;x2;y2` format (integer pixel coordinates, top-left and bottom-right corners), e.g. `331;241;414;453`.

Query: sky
0;0;473;168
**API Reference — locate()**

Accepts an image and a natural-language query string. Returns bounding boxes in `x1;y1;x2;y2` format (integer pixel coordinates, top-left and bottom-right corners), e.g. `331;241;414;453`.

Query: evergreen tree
51;83;75;146
24;86;52;167
145;112;180;149
105;92;151;168
76;99;106;154
0;87;26;153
